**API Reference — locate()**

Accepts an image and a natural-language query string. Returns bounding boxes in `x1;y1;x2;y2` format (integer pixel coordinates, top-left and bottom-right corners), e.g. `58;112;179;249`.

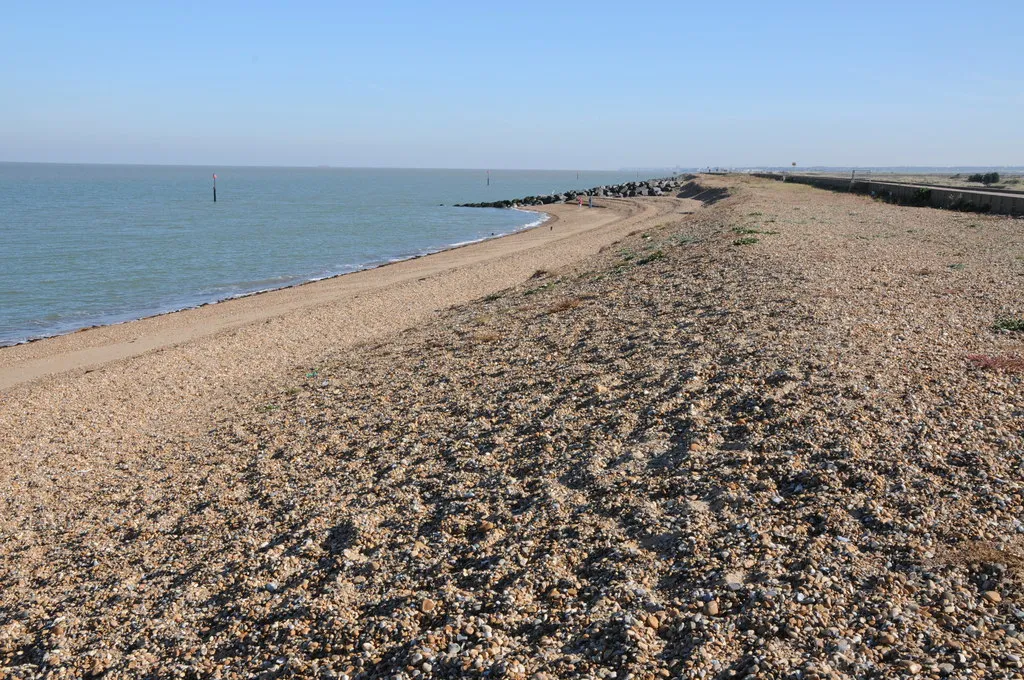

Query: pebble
5;180;1023;680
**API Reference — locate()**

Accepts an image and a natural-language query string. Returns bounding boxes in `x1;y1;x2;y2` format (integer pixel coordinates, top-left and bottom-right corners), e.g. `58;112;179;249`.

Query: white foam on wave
513;209;551;229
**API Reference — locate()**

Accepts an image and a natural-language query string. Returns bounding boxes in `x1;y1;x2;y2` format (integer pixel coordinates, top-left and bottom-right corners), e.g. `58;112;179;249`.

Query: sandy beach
2;176;1024;679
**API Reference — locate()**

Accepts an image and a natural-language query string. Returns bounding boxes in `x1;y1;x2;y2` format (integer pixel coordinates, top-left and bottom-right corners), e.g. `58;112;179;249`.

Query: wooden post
213;173;217;202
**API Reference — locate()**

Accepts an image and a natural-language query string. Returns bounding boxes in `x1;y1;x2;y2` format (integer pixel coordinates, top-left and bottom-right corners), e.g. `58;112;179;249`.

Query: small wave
513;210;551;229
1;210;554;347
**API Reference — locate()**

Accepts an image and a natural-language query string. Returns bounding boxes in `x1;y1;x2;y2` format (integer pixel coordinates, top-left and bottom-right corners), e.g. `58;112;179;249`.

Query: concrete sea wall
753;173;1024;216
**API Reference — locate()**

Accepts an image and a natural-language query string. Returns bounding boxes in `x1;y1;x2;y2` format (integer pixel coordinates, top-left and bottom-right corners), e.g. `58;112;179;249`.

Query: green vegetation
524;281;558;296
733;237;759;246
948;263;966;271
994;318;1024;332
732;226;780;236
636;249;666;265
967;172;1000;185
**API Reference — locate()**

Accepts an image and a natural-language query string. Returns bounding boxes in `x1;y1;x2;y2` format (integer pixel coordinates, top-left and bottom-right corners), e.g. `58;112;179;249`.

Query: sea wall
753;173;1024;216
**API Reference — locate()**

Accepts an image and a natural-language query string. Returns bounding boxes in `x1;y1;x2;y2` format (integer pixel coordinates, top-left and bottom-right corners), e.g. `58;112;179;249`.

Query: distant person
578;196;583;208
588;195;593;208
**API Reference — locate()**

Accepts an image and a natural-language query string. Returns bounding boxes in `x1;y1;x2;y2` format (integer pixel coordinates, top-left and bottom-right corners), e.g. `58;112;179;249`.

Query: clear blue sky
1;1;1021;169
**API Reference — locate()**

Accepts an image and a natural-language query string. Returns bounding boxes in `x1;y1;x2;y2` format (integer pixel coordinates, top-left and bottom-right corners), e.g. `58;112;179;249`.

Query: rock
421;598;437;613
703;600;719;616
983;590;1002;604
898;661;922;674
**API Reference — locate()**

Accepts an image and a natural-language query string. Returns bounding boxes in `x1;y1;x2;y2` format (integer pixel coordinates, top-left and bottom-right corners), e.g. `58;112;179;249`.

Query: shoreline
0;198;666;391
4;175;1023;677
0;209;552;351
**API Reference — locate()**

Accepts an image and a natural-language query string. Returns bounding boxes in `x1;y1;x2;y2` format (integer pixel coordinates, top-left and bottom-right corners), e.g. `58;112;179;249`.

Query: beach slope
2;177;1023;679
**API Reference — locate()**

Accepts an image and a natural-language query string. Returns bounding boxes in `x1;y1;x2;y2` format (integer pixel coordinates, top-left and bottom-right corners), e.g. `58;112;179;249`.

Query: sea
0;164;646;347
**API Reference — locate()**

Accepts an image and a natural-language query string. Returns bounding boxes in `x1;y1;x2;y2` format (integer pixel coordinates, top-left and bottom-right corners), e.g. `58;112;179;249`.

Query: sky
1;1;1022;169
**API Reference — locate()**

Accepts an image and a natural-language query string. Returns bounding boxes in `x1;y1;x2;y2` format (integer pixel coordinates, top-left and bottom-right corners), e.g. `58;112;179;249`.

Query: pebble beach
2;175;1023;679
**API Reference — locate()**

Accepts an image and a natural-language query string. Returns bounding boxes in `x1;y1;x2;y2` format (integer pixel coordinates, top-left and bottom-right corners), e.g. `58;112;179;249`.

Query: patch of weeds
472;331;502;343
733;237;759;246
483;291;505;302
618;250;635;261
748;211;763;216
994;318;1024;332
948;263;966;271
547;298;582;314
524;281;557;296
305;368;319;378
732;226;779;236
259;403;279;413
670;234;699;246
284;386;302;396
636;250;666;265
967;354;1024;373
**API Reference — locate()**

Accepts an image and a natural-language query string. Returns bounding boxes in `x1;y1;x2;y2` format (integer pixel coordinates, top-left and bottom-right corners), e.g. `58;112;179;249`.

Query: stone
421;598;437;613
983;591;1002;604
898;661;922;674
703;600;719;616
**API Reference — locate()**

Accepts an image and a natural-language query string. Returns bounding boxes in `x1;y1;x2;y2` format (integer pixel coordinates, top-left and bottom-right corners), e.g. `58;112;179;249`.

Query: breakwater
456;175;696;208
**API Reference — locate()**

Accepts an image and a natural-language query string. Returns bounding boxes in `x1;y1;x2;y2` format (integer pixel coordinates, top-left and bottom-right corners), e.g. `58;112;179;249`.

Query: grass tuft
472;331;502;343
967;354;1024;373
636;250;666;265
732;226;779;236
547;298;582;314
733;237;759;246
994;318;1024;332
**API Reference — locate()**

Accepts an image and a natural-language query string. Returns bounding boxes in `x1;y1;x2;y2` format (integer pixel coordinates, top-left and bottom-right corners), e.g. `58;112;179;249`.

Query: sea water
0;164;644;346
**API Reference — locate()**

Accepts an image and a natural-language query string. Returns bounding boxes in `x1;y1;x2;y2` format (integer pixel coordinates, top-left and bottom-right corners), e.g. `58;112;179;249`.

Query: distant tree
967;172;1000;184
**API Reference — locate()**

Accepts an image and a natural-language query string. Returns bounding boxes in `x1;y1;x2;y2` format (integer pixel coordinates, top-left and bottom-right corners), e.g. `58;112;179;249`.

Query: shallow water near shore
0;164;640;346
